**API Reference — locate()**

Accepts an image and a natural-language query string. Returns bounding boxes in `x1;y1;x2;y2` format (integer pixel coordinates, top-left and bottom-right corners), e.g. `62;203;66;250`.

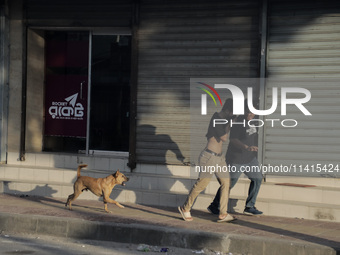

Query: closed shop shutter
26;0;132;27
137;0;260;164
264;0;340;176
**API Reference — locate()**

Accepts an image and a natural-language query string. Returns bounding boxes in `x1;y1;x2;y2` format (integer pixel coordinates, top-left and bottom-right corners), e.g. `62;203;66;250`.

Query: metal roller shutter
264;0;340;176
26;0;132;27
137;0;260;165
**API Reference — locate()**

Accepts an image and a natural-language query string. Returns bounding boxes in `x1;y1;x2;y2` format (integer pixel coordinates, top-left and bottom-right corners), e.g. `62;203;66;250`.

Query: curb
0;212;337;255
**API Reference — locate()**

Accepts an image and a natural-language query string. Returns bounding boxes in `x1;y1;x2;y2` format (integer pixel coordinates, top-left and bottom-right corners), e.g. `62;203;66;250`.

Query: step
6;152;192;177
1;164;340;206
265;175;340;188
0;164;131;185
6;152;129;171
0;164;229;196
2;164;340;222
112;187;340;222
2;177;340;222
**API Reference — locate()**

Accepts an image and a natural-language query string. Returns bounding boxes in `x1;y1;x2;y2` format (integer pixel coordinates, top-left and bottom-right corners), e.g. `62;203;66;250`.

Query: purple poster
44;75;88;137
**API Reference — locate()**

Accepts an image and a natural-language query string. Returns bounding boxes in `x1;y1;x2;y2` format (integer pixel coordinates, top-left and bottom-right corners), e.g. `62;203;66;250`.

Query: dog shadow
3;182;58;198
1;182;66;206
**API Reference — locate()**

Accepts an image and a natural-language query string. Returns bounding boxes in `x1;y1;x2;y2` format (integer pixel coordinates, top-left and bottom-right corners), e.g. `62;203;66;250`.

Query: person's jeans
211;157;262;209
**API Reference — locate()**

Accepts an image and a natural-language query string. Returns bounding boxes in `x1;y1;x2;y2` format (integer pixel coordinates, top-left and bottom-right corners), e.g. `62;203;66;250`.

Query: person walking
178;98;236;223
208;102;263;216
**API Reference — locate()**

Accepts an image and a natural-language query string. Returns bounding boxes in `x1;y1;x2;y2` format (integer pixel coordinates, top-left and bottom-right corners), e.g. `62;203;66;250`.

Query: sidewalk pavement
0;193;339;255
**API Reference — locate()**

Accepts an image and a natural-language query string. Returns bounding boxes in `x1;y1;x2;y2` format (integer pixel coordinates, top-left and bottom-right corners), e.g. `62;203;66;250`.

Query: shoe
243;207;263;215
178;206;193;221
217;214;236;223
207;204;219;215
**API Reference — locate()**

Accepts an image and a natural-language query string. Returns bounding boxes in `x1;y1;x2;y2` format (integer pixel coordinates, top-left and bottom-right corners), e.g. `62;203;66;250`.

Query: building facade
0;0;340;221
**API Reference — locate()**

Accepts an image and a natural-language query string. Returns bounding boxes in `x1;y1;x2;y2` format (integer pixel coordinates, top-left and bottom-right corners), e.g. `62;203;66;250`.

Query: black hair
245;99;259;114
244;99;250;114
222;98;233;113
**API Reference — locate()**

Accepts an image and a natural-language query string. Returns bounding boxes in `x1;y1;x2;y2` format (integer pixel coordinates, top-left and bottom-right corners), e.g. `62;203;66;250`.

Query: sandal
178;206;193;221
217;214;236;223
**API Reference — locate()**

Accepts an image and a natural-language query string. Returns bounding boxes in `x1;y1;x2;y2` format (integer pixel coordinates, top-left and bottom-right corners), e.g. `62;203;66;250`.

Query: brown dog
65;164;129;213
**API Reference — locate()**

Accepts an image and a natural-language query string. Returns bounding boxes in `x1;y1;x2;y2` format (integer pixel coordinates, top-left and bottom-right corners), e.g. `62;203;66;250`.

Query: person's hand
245;145;258;151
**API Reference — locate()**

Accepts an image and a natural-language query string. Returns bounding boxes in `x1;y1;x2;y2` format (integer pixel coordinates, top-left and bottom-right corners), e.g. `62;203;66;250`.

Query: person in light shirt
179;98;236;223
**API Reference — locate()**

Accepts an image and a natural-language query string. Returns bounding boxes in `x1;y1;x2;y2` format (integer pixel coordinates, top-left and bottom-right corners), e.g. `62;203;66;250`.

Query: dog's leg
65;194;72;206
103;194;124;213
104;202;110;213
66;189;82;211
65;194;75;210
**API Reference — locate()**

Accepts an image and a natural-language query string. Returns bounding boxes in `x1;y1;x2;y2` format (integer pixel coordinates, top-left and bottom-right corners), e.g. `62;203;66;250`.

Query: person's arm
230;138;258;151
219;123;231;142
220;132;229;142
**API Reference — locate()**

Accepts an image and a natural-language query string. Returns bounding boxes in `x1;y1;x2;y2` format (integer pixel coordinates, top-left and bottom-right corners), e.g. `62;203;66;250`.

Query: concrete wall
0;0;10;163
26;29;44;152
7;0;23;157
8;1;44;155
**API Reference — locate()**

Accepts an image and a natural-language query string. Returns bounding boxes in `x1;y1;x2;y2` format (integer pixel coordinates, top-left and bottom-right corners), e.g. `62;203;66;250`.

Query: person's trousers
183;150;230;215
211;157;262;209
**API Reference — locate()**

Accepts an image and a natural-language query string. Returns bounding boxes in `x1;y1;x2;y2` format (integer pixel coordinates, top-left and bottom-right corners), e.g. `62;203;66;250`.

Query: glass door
44;31;89;152
89;35;131;152
43;31;131;153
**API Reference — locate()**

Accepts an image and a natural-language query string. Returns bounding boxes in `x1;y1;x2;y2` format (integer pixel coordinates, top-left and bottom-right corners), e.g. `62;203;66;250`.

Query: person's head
244;99;257;120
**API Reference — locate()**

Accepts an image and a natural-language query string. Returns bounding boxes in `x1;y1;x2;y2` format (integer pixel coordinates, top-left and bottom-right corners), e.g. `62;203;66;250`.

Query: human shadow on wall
137;125;186;164
110;124;195;210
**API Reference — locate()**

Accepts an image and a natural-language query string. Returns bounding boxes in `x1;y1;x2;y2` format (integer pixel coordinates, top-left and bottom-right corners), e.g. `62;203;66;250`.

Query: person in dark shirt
208;102;263;215
178;98;236;222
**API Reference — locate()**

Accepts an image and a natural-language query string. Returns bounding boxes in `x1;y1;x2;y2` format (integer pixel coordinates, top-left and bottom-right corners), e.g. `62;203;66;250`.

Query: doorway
43;31;131;153
90;34;131;152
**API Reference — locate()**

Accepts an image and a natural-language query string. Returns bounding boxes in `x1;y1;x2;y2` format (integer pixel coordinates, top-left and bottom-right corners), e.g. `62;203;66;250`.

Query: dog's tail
77;164;88;178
